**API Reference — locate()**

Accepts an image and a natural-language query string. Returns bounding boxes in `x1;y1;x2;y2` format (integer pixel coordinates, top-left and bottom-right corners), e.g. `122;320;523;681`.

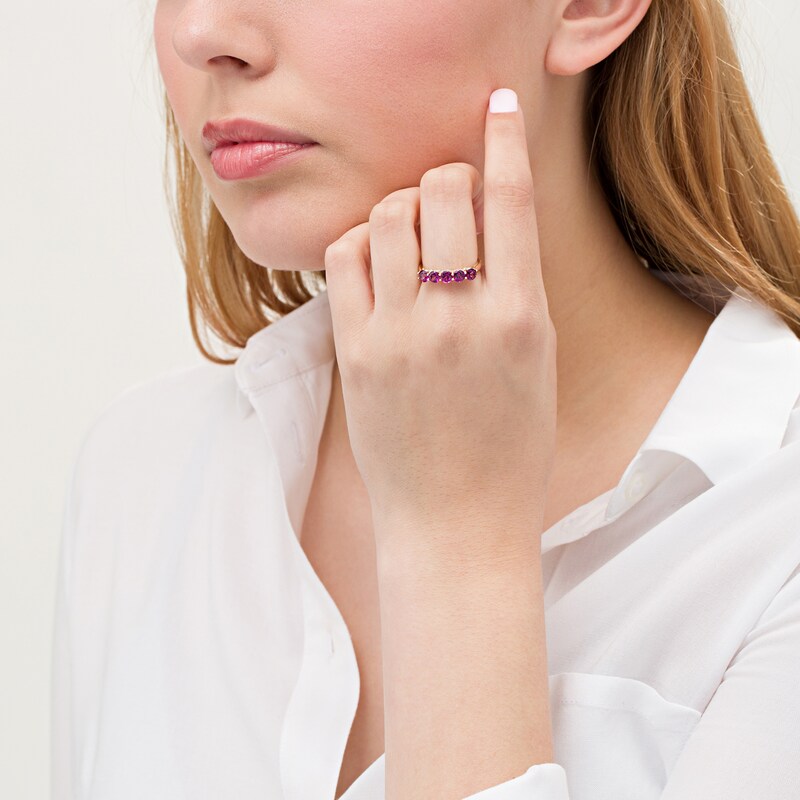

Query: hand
323;87;557;554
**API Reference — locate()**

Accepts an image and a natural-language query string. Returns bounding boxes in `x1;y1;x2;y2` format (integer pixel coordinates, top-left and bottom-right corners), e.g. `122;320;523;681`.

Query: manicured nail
489;88;518;113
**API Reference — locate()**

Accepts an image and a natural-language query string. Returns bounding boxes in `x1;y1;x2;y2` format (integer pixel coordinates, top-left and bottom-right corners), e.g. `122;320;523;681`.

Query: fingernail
489;88;518;113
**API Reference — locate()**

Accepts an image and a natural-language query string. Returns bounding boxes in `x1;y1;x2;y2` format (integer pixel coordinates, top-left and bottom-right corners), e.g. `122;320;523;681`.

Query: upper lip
202;117;316;153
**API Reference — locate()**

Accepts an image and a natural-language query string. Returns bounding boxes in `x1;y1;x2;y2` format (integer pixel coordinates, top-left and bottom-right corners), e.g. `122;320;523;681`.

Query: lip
210;140;317;181
202;117;317;154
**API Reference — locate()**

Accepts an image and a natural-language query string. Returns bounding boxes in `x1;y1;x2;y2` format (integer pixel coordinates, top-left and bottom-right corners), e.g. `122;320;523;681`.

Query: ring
417;257;482;284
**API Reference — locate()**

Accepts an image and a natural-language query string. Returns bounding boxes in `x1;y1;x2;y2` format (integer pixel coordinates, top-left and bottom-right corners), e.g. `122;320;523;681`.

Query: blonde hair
160;0;800;365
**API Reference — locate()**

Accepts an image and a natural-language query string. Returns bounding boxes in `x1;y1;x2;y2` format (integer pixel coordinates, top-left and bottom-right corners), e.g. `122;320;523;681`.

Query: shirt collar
233;289;335;420
602;273;800;521
233;274;800;526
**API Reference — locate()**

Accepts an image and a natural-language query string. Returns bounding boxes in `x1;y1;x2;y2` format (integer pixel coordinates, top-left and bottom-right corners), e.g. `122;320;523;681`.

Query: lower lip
210;141;317;180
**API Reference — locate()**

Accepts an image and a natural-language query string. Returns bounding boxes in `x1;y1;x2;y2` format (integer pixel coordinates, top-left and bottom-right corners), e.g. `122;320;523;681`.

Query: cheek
298;0;498;159
153;8;189;119
152;3;208;161
152;6;175;88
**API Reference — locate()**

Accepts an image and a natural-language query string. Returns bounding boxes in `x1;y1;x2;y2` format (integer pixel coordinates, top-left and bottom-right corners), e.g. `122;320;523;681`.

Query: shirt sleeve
344;560;800;800
460;762;570;799
657;561;800;799
340;758;570;800
50;450;81;800
464;562;800;800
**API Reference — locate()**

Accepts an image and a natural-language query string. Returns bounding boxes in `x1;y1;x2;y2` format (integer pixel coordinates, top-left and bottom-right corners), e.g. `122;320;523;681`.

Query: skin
154;0;717;796
153;0;715;533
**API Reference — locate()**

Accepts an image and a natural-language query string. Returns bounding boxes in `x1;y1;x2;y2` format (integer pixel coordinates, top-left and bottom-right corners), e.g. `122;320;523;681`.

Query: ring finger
418;162;483;314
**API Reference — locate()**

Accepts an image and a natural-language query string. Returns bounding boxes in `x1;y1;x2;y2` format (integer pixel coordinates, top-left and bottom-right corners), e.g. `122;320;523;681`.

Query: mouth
209;140;317;181
202;117;317;154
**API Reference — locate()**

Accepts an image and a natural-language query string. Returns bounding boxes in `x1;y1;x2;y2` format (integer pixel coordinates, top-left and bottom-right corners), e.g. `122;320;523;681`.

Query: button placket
279;580;360;800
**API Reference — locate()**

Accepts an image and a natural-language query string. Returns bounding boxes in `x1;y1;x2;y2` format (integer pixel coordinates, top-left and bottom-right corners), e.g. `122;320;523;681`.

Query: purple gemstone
429;271;439;282
454;270;465;282
418;270;429;282
466;268;477;280
441;271;452;283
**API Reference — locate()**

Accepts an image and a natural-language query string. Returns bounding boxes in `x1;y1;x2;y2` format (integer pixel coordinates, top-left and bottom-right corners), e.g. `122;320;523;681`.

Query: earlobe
544;0;653;77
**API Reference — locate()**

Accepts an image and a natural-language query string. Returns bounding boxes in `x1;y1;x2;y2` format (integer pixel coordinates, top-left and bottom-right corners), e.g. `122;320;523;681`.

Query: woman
51;0;800;798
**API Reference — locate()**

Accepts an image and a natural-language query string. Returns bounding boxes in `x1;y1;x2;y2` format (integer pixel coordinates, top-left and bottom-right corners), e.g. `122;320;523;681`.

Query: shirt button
625;469;646;502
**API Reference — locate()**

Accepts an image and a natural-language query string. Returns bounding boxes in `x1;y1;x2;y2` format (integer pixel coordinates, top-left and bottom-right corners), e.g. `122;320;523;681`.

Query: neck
326;136;716;511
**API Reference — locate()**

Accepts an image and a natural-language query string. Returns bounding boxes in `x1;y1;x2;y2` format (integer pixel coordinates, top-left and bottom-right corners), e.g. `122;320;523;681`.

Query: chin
230;198;370;273
214;181;373;273
230;224;328;273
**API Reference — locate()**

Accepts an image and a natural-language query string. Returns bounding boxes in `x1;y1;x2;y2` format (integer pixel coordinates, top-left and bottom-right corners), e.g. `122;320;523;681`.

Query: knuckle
381;186;420;204
500;302;548;352
341;343;413;392
420;164;473;201
428;308;468;367
324;239;354;267
339;348;372;389
384;346;413;382
369;199;415;231
485;172;534;209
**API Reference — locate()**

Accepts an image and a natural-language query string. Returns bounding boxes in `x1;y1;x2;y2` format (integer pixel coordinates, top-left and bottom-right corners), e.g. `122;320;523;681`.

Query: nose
169;1;275;79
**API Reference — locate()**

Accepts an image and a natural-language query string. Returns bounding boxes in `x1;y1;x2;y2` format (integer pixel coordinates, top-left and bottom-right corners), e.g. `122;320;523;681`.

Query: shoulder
67;360;239;496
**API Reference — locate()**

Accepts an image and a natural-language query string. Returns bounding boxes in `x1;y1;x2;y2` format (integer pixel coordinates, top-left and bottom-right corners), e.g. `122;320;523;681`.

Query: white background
1;0;797;795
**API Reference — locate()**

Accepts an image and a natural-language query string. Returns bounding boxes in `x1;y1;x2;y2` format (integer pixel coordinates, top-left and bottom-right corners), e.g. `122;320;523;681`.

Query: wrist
372;507;544;586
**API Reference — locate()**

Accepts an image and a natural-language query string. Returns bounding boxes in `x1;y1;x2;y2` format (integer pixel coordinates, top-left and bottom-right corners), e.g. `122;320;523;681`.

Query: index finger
482;87;543;298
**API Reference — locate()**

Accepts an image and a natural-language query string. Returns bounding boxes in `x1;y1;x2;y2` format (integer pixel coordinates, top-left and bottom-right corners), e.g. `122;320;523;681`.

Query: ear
545;0;654;76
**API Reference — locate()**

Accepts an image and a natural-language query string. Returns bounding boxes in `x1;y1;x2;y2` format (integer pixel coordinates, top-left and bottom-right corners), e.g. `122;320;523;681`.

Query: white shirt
51;270;800;800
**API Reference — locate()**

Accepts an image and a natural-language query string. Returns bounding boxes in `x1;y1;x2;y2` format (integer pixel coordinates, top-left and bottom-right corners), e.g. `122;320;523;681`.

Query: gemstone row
418;267;478;283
